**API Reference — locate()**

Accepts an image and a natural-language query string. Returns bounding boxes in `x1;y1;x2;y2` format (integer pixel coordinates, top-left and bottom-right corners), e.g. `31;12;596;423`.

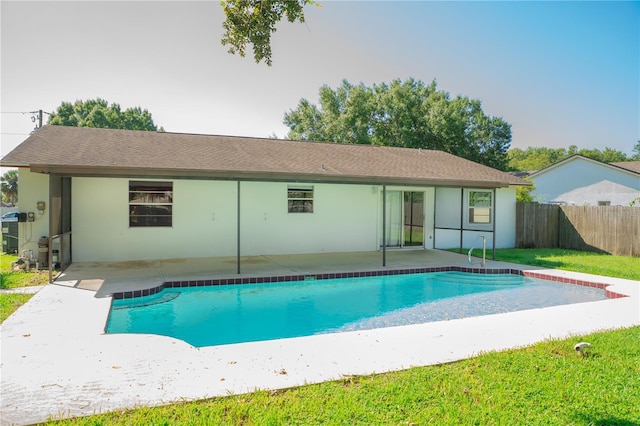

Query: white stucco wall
532;157;640;206
15;168;49;259
18;172;518;262
71;179;390;262
494;187;517;247
240;182;381;255
72;178;239;262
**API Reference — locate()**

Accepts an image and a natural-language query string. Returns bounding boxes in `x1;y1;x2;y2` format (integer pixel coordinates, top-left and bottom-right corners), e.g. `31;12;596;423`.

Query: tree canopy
508;145;637;172
1;170;18;205
284;78;512;170
47;98;162;131
221;0;316;66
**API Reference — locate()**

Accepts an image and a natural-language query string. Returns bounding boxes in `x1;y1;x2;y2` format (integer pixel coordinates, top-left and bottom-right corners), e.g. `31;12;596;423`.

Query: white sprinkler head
574;342;591;353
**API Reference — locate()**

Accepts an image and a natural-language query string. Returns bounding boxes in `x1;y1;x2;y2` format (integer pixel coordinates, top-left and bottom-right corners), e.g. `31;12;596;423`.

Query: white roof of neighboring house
530;155;640;179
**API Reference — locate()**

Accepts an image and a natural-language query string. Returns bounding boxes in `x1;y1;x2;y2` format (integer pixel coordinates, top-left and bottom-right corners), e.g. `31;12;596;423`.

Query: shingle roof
1;126;527;188
610;161;640;174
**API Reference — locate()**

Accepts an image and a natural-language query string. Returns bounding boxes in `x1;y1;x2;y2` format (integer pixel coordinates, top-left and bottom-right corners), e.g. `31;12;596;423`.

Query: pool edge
110;266;626;300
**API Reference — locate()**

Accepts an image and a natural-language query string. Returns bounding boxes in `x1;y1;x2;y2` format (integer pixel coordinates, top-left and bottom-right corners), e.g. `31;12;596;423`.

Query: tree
632;140;640;160
507;147;567;171
1;170;18;205
515;178;535;203
284;78;512;170
47;98;162;131
221;0;318;66
508;146;632;172
576;147;628;163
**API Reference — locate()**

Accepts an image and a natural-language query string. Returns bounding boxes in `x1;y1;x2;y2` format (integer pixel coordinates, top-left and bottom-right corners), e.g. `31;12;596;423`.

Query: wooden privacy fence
516;203;640;257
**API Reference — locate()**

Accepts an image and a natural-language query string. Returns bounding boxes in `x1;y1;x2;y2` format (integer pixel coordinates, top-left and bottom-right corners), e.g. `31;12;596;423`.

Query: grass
0;293;33;323
461;248;640;281
1;252;50;289
44;326;640;425
33;247;639;425
0;252;49;323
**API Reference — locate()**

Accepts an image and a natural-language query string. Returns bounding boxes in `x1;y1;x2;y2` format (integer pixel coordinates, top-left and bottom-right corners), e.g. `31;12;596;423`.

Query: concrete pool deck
1;250;639;425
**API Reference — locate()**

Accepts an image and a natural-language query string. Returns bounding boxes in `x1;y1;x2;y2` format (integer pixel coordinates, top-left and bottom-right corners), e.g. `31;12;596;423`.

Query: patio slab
1;250;639;425
54;250;475;297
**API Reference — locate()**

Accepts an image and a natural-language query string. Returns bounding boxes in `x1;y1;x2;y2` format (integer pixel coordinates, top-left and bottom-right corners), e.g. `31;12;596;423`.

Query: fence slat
515;203;640;257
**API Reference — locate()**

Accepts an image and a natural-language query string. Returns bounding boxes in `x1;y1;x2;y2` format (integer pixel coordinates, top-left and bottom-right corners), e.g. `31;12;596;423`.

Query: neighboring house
0;126;528;268
529;155;640;206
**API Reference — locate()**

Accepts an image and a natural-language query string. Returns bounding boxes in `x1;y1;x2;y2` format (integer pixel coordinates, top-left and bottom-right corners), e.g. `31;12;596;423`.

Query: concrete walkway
0;286;45;295
1;251;639;425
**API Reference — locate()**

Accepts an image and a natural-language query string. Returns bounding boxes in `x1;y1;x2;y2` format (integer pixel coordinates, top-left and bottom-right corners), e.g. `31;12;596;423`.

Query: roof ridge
40;125;456;153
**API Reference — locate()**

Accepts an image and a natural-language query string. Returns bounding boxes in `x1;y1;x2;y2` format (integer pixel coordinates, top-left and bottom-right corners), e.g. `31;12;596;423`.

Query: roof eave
27;164;511;188
0;160;30;167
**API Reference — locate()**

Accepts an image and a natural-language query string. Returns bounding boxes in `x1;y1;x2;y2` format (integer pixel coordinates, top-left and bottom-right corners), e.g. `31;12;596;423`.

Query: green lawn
0;293;33;323
0;252;49;323
464;248;640;281
1;252;50;289
38;248;639;425
45;326;640;425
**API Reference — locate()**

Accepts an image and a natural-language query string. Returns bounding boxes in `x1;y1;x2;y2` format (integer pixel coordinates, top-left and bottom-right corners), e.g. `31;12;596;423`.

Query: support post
382;185;386;267
237;181;241;274
459;188;464;253
482;236;486;267
432;188;437;250
492;188;497;260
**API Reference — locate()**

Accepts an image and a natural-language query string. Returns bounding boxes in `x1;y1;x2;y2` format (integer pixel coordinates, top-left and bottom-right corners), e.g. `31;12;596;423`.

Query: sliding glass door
385;191;403;247
404;191;424;246
384;190;424;248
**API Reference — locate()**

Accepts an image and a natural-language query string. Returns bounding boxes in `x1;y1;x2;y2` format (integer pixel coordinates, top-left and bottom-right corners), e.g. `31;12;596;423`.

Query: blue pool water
106;271;607;347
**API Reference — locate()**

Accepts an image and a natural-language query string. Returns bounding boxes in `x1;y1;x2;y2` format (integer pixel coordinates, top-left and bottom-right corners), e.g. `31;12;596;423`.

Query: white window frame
468;190;492;225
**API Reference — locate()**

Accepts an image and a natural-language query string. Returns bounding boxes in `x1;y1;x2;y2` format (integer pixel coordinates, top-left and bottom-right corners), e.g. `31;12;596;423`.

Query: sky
1;0;639;167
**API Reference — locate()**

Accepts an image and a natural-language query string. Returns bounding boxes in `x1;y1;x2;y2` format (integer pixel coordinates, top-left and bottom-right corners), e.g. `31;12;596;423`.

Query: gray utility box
1;222;18;253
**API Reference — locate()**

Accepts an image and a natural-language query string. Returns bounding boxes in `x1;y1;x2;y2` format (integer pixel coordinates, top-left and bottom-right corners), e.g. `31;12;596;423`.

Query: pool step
430;272;525;286
112;291;179;309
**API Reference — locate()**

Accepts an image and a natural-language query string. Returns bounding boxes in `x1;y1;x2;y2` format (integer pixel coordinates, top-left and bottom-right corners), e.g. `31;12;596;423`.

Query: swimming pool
106;271;607;347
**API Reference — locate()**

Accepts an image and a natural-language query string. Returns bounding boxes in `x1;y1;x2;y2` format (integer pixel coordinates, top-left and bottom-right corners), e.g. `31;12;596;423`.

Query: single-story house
0;125;528;272
528;155;640;206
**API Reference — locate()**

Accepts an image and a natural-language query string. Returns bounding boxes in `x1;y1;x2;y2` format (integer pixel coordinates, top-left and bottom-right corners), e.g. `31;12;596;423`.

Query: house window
598;201;610;206
469;191;492;224
288;187;313;213
129;181;173;227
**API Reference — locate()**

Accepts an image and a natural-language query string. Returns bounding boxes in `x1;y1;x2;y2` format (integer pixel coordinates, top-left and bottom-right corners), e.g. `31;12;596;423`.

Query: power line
1;110;51;131
0;111;51;115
